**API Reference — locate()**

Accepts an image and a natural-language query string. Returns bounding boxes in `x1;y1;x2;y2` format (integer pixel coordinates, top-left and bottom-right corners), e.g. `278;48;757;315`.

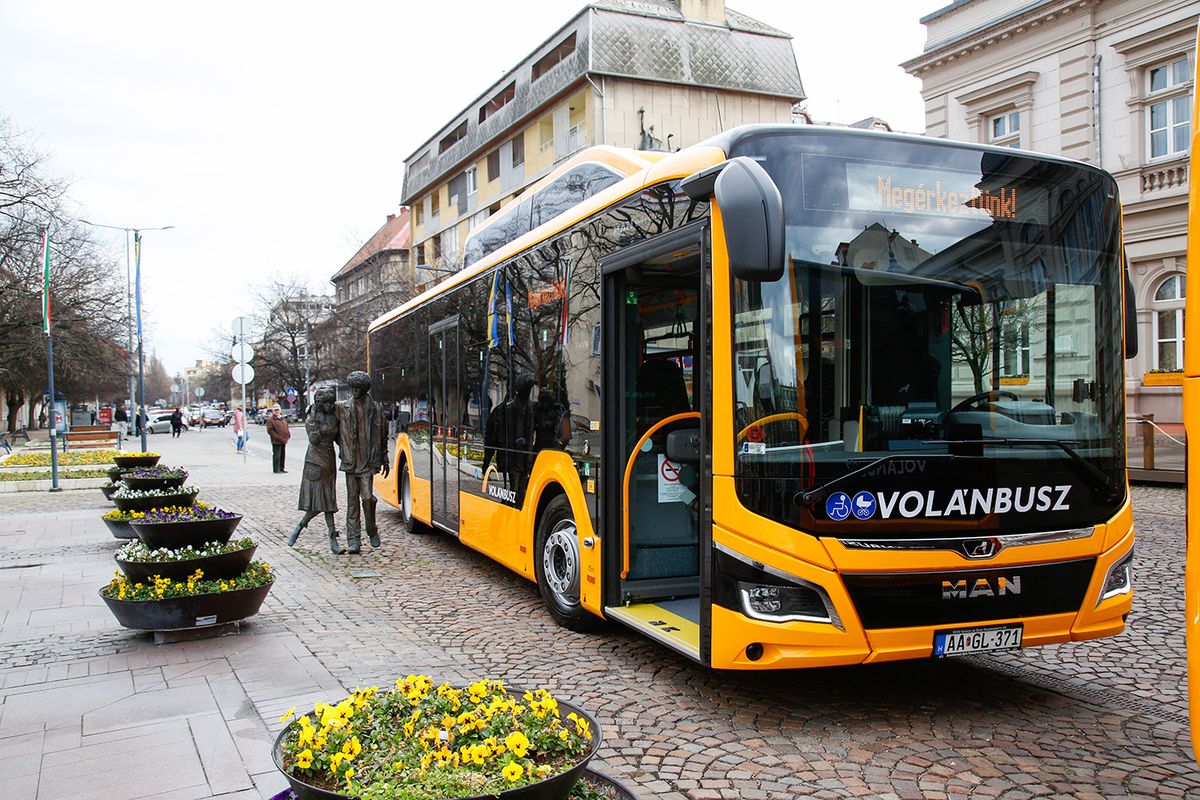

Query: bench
0;428;30;454
66;429;121;449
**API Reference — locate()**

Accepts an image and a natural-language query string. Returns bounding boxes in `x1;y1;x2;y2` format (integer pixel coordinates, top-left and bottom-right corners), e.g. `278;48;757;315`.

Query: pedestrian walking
287;388;344;553
169;407;184;438
233;406;246;452
38;408;47;429
267;404;291;473
113;404;128;440
335;371;389;554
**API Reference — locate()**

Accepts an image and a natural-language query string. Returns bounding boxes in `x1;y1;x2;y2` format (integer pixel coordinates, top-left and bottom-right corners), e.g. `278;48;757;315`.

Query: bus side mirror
682;157;785;282
1124;252;1138;359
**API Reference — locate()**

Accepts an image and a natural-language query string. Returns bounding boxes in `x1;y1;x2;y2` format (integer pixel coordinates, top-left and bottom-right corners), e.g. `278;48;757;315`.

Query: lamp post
79;221;173;451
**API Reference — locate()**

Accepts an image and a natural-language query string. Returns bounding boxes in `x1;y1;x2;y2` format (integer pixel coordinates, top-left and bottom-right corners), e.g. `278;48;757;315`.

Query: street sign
231;316;253;337
195;387;206;397
169;383;180;393
232;363;256;385
230;344;256;364
286;387;297;404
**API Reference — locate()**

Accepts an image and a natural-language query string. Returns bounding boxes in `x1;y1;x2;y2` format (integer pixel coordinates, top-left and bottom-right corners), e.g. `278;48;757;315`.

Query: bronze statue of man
335;371;390;554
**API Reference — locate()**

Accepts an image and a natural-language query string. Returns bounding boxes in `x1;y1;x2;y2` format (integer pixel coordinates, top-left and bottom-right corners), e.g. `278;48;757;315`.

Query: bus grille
841;558;1096;629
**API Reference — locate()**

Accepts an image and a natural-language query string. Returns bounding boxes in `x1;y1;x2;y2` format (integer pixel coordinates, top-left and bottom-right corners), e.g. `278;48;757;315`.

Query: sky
0;0;940;377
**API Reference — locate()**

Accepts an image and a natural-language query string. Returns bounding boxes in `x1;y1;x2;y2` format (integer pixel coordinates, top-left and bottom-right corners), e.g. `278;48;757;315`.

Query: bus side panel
1186;27;1200;764
459;493;526;577
373;432;408;509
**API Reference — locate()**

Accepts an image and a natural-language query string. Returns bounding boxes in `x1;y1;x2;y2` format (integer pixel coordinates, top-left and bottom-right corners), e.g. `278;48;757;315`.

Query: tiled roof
333;210;410;281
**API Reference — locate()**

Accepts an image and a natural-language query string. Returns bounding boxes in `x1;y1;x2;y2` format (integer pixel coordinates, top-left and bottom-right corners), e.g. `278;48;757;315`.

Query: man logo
962;538;1001;559
941;576;1022;599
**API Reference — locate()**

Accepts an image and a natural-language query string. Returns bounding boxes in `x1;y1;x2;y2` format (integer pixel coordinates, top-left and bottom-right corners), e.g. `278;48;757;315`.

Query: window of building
431;190;440;218
487;150;501;182
440;228;459;267
1153;273;1186;370
466;167;478;195
439;120;468;154
531;33;576;81
479;81;516;124
414;203;424;227
416;243;427;268
469;208;491;232
448;173;468;213
432;236;443;263
511;133;525;168
1148;57;1192;159
539;116;554;152
988;110;1021;146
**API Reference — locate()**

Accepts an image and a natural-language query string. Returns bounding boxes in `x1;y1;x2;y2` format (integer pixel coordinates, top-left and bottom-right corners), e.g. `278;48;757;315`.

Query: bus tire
398;464;426;534
535;494;600;632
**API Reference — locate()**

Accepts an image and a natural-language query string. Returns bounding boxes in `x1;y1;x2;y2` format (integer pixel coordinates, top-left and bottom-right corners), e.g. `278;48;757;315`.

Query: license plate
934;624;1023;657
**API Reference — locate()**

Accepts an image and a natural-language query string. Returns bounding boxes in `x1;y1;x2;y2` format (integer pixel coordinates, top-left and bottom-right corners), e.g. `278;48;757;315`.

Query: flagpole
135;231;148;453
41;226;61;492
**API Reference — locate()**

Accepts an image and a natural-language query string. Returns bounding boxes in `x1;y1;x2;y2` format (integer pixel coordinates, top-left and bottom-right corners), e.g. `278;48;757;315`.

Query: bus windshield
729;131;1126;537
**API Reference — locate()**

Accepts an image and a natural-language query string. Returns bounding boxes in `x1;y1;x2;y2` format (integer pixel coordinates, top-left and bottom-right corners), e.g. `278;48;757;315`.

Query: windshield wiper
795;453;970;507
923;438;1117;497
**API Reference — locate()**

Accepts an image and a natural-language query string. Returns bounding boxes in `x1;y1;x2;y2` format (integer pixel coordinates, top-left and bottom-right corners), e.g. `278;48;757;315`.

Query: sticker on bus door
657;455;692;504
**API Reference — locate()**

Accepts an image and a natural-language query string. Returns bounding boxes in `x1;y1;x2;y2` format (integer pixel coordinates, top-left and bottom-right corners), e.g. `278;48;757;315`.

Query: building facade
902;0;1196;426
401;0;804;291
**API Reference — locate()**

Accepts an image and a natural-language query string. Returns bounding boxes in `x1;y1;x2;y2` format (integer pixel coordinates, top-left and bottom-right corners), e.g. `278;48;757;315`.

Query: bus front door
429;318;461;533
601;230;709;663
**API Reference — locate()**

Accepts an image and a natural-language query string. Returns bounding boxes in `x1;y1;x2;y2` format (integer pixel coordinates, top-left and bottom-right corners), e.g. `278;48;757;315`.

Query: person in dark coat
169;408;184;438
266;404;291;473
288;389;343;553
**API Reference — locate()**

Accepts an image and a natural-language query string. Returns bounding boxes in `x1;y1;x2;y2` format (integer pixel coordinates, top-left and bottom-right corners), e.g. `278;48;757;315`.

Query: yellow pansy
502;761;524;782
279;707;296;724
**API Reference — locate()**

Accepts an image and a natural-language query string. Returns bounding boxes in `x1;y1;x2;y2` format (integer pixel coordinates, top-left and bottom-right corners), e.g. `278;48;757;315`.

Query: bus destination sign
844;162;1018;221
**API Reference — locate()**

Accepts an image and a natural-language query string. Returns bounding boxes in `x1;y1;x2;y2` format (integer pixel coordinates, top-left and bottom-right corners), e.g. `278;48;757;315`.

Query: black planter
103;518;138;540
100;579;272;631
101;484;118;501
273;696;602;800
112;455;161;468
120;474;187;492
106;466;132;481
129;516;241;549
116;544;257;583
113;490;199;513
580;768;640;800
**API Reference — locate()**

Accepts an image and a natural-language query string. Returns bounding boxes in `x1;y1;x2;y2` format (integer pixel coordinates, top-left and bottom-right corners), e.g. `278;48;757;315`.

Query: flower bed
112;452;161;468
113;485;199;512
2;449;121;467
128;504;241;549
274;677;599;800
115;537;256;583
0;468;109;482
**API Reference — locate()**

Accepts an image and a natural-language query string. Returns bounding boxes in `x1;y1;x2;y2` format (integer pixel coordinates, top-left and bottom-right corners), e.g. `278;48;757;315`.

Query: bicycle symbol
826;492;851;521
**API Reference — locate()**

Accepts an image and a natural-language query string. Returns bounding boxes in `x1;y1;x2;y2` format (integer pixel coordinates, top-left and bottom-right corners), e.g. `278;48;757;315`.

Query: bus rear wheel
535;494;600;632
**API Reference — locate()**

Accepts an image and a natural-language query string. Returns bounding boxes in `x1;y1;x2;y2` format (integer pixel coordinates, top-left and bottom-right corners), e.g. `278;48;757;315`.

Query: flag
134;232;143;342
505;275;513;346
40;229;51;334
559;261;571;347
487;270;502;349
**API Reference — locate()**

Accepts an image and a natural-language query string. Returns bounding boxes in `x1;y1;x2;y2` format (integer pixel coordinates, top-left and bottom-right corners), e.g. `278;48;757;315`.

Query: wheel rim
401;470;412;521
543;519;580;609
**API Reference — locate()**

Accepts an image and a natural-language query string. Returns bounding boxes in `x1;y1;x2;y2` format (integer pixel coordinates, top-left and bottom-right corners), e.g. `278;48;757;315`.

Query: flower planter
129;515;241;549
113;490;199;513
102;518;138;540
580;768;640;800
120;475;187;492
101;484;119;501
116;544;257;584
106;466;133;481
1142;372;1184;387
273;696;602;800
100;579;272;631
112;454;161;468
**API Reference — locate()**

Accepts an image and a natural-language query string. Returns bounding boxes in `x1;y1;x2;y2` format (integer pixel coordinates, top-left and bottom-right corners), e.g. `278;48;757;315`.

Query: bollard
1141;412;1155;471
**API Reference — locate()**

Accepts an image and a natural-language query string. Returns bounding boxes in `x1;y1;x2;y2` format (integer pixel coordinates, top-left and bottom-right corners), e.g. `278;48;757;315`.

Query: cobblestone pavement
1;430;1197;799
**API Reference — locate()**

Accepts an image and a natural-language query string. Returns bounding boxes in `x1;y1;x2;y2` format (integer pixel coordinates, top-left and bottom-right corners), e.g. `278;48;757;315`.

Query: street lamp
79;220;174;451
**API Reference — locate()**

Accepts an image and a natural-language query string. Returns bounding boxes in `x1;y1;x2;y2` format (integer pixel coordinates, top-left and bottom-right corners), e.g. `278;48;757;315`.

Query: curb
0;477;107;493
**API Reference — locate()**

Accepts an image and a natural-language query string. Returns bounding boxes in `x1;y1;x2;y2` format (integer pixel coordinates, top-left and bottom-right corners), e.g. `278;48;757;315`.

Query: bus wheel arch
397;454;423;534
533;486;600;632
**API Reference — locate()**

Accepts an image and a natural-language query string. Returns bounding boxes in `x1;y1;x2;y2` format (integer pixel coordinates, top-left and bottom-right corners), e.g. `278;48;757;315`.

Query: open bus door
1185;23;1200;766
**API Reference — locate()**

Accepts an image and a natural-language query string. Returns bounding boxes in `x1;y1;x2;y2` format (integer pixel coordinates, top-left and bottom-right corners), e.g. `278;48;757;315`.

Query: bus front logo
942;576;1022;599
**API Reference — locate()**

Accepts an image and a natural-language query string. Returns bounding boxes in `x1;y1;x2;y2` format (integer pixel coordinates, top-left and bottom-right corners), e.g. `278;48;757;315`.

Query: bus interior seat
636;357;691;428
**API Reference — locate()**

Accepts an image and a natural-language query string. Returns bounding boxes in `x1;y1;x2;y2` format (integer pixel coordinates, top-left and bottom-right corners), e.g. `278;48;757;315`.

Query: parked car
200;409;227;428
146;411;187;434
188;407;204;426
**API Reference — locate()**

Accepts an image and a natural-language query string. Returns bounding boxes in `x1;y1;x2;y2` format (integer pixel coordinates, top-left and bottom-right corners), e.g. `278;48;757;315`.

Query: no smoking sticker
657;455;691;504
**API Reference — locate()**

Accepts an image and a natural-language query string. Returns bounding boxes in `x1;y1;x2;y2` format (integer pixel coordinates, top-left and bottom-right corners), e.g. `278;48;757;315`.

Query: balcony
1140;160;1187;196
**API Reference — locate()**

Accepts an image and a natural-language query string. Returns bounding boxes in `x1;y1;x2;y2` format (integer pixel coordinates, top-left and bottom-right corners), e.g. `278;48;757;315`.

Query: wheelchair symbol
826;492;851;521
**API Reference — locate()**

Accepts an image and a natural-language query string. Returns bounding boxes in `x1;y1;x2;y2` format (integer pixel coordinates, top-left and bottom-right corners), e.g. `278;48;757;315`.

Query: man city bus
369;123;1134;669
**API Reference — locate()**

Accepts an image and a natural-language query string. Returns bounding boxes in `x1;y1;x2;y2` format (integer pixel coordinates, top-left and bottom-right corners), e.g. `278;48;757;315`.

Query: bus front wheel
535;494;600;632
398;465;426;535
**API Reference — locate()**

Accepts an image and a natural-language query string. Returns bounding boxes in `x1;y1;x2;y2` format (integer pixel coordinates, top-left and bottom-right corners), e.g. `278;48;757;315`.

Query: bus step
604;602;701;661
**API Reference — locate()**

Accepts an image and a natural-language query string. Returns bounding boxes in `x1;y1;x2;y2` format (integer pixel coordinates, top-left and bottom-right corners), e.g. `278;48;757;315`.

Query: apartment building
401;0;804;290
902;0;1197;426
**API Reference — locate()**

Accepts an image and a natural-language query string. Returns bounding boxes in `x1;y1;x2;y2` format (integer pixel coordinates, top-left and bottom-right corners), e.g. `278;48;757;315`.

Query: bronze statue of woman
288;387;345;554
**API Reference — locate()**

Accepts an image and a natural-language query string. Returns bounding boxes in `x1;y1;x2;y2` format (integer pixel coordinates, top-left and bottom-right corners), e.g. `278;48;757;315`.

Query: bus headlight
1097;549;1133;605
738;581;832;624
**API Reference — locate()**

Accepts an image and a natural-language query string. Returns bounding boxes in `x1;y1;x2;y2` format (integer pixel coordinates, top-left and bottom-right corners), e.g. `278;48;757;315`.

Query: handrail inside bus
621;411;702;580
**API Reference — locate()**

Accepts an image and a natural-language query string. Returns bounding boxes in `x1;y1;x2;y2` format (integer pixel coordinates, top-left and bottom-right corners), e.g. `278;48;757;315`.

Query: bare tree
250;275;332;415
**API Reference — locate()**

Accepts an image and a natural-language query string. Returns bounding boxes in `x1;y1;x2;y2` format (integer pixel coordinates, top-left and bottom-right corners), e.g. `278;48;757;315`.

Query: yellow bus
370;124;1135;669
1184;27;1200;762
